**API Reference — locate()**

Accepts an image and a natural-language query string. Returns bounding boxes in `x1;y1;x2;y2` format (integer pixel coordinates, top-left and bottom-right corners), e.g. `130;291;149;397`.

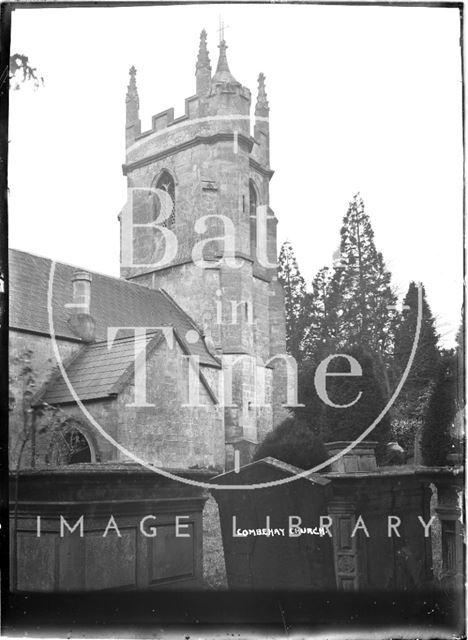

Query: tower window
154;170;175;229
249;180;258;258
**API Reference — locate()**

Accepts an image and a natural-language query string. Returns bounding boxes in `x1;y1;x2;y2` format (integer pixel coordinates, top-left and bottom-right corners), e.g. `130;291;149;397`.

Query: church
9;29;289;474
8;29;464;599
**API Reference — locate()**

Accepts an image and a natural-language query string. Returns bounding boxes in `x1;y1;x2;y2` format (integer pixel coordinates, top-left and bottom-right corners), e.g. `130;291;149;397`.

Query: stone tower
121;30;288;468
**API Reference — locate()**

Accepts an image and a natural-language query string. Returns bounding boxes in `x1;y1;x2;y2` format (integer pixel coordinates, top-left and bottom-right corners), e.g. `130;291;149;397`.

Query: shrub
318;346;391;461
422;352;458;466
253;416;328;470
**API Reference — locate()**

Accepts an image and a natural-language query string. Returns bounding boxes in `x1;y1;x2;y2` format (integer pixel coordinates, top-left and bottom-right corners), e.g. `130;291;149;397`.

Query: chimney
66;270;95;342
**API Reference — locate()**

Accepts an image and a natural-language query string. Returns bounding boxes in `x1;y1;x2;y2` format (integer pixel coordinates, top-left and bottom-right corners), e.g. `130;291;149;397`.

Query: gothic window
47;421;94;465
154;170;175;229
249;180;258;258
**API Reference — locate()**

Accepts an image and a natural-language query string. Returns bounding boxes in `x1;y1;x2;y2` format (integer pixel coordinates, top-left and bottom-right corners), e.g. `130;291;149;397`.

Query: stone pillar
328;498;367;591
434;481;464;587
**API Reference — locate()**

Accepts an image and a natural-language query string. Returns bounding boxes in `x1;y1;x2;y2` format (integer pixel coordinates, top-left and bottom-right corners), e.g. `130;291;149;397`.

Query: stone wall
10;330;225;472
9;330;81;469
212;453;464;593
120;54;288;460
116;337;224;469
46;339;224;470
10;465;212;592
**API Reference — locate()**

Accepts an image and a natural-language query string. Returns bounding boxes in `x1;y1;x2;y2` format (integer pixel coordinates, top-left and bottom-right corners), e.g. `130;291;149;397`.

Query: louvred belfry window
154;170;176;229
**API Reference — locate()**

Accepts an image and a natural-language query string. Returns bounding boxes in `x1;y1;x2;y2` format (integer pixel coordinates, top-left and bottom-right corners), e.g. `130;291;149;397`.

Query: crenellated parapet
125;31;252;162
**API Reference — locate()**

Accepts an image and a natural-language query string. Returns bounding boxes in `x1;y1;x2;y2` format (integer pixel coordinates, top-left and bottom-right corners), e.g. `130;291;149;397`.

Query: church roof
9;248;219;368
38;332;164;404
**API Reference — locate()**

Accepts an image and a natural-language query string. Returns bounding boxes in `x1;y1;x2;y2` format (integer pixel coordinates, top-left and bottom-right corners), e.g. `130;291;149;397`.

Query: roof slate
39;333;163;404
9;248;219;368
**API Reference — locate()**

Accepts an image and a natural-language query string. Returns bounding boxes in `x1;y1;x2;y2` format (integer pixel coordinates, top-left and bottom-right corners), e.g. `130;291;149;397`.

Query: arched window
154;170;175;229
47;421;94;465
249;180;258;258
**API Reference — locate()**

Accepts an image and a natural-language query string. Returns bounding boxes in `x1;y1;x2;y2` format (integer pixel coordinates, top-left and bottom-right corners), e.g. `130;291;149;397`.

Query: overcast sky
8;3;463;346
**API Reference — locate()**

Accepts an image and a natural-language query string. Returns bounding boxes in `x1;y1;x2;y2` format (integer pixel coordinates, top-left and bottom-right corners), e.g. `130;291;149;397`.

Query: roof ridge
9;248;170;296
91;330;164;346
158;287;204;335
109;332;165;396
9;248;220;368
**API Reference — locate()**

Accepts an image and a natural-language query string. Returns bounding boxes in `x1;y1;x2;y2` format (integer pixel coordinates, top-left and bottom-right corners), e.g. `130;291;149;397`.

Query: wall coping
324;465;463;480
10;463;220;480
211;456;331;486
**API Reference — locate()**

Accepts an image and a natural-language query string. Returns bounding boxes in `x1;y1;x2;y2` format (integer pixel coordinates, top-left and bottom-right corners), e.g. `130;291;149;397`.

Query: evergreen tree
421;352;458;466
391;283;440;458
278;241;308;362
253;416;328;470
302;267;339;358
319;345;391;460
297;196;397;432
332;194;397;374
297;267;339;428
394;282;440;388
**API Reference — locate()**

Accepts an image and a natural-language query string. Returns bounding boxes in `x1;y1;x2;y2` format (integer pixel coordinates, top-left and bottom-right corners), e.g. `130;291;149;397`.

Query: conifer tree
391;282;440;455
393;283;440;410
253;416;328;470
394;283;440;381
302;267;339;358
278;241;308;362
332;194;397;369
421;352;458;466
298;267;340;425
319;346;391;453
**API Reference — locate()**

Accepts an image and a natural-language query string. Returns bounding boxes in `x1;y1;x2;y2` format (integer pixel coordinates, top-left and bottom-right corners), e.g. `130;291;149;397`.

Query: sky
8;3;463;346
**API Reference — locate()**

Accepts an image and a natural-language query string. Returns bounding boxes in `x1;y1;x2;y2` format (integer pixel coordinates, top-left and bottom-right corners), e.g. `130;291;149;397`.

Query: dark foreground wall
9;464;212;592
211;457;336;590
211;457;464;593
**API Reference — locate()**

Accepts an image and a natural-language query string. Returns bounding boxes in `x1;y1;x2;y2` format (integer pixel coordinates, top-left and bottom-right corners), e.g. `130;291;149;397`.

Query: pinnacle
255;72;269;116
196;29;211;71
126;65;139;104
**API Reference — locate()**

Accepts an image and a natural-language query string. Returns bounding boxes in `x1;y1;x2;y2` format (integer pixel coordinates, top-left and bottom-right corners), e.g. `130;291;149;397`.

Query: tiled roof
39;333;163;404
9;248;219;368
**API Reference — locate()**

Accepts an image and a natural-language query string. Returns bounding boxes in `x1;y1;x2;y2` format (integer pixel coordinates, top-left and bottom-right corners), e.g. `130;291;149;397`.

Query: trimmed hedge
253;416;328;470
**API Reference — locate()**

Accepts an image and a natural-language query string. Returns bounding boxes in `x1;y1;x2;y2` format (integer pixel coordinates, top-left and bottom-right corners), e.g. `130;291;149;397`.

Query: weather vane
218;16;230;43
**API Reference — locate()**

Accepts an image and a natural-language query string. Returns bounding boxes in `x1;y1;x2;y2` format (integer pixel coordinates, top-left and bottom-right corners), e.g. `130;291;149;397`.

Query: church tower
121;30;288;467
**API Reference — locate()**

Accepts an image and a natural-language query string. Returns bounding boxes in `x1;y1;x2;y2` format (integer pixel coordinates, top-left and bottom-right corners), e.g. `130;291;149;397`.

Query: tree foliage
302;266;339;358
278;241;308;362
317;345;391;460
292;194;398;451
9;53;43;90
421;351;458;466
391;282;440;456
253;416;328;470
394;282;440;392
332;193;397;361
